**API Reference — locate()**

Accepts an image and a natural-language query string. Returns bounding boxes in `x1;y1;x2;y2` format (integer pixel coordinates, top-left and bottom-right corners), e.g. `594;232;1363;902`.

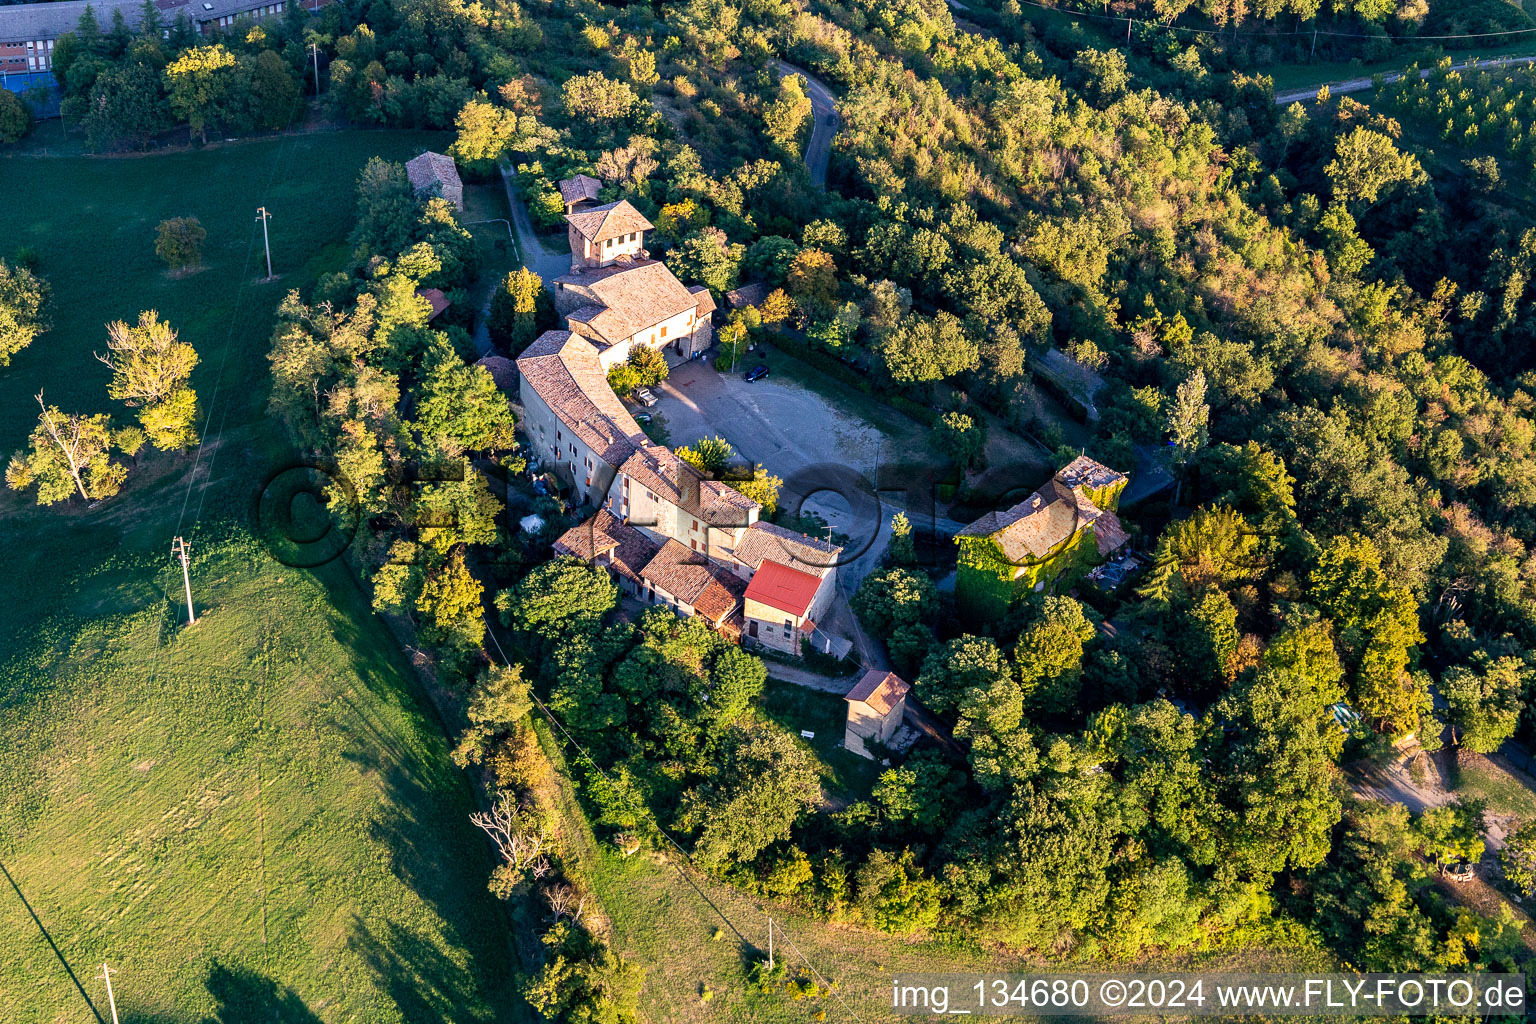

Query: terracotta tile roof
956;457;1127;563
406;151;458;192
957;481;1091;562
641;540;747;622
559;174;603;206
732;521;841;577
1056;455;1128;493
474;355;517;390
688;284;717;317
1093;511;1130;555
559;261;698;348
844;670;911;717
516;331;644;466
725;282;767;309
565;200;654;244
620;444;760;528
744;558;824;618
554;509;659;585
416;287;450;320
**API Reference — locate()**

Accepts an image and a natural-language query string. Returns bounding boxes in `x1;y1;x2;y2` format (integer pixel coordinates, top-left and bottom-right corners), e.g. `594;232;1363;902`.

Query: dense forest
13;0;1536;1016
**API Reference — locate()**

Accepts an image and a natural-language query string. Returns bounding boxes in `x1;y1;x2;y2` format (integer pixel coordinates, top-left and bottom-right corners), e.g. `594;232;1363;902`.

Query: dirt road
774;61;840;188
1274;54;1536;105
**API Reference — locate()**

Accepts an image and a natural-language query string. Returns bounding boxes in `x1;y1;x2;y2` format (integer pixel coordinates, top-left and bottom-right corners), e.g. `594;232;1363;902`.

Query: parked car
634;387;659;406
744;364;770;382
635;412;653;424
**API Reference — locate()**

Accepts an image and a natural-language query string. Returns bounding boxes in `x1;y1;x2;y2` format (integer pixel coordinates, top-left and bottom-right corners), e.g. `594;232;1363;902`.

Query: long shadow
273;562;524;1016
347;915;502;1024
0;859;105;1024
199;960;323;1024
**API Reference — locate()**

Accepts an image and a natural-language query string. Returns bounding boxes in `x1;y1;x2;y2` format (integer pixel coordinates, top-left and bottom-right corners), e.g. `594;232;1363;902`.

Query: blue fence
1;70;61;118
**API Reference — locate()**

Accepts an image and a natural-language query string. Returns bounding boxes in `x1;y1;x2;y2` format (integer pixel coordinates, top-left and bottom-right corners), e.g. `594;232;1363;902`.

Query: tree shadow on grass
348;915;501;1024
199;961;323;1024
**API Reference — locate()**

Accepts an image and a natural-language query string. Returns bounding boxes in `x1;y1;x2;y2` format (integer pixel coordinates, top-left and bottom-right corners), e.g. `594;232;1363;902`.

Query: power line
480;625;865;1022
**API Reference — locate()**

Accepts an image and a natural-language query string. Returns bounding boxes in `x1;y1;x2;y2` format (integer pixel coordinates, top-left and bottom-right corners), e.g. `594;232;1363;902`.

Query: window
556;429;562;441
660;326;668;339
783;619;792;633
604;238;613;249
692;519;699;532
690;539;698;551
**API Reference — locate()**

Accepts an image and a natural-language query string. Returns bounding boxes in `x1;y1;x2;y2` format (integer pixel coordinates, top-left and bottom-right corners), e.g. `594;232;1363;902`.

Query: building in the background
0;0;331;75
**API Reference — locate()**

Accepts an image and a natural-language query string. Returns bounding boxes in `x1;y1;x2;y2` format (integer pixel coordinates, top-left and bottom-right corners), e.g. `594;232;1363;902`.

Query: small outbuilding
843;669;911;760
416;286;450;321
405;151;464;211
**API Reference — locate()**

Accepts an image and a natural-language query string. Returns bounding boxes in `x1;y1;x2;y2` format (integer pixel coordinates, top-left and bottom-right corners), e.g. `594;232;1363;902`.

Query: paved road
774;61;839;188
498;164;571;285
1274;53;1536;105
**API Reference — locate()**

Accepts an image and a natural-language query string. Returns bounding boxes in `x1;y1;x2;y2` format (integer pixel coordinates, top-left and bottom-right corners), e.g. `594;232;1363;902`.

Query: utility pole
310;41;321;95
1126;16;1132;43
172;536;196;626
766;914;774;971
100;964;120;1024
255;206;273;280
1310;27;1318;60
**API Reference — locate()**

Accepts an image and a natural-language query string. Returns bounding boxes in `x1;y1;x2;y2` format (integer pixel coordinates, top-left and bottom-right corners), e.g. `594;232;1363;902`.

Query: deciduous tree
155;216;207;272
97;310;200;451
6;394;125;504
0;258;50;366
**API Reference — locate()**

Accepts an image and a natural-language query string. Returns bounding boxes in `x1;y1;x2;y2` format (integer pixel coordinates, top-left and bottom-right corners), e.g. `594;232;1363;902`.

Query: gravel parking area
653;359;890;479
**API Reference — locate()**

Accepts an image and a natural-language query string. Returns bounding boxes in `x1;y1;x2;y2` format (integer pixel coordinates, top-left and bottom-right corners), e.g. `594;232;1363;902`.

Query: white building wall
520;381;616;507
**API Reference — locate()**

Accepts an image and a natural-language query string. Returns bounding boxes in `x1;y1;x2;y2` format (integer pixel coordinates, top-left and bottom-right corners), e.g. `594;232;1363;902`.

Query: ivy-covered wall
955;525;1101;622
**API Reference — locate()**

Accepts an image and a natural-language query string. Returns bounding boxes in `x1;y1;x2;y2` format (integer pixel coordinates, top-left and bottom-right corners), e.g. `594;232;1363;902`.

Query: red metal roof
744;558;823;618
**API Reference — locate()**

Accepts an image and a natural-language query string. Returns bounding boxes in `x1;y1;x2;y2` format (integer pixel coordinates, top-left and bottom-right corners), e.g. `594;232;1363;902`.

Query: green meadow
0;131;528;1022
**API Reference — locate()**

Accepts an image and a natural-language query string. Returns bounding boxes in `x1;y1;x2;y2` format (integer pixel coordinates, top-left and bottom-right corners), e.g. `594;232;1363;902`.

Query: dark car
744;364;770;382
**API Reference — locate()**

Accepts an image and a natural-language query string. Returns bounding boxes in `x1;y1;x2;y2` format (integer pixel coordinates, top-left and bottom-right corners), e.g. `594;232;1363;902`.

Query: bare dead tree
543;881;587;924
470;793;548;873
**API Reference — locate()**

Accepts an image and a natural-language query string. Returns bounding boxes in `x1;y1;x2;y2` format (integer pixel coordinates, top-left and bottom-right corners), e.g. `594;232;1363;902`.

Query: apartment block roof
744;558;823;618
565;199;653;244
516;331;643;466
561;260;698;348
553;509;659;585
0;0;289;37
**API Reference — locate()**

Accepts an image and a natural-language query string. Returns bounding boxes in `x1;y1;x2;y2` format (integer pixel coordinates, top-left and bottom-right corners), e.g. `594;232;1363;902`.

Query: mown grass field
0;131;527;1022
527;723;1337;1024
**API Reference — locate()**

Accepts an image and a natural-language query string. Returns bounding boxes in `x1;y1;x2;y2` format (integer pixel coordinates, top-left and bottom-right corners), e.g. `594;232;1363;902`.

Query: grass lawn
759;679;882;804
0;131;528;1022
1450;752;1536;819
